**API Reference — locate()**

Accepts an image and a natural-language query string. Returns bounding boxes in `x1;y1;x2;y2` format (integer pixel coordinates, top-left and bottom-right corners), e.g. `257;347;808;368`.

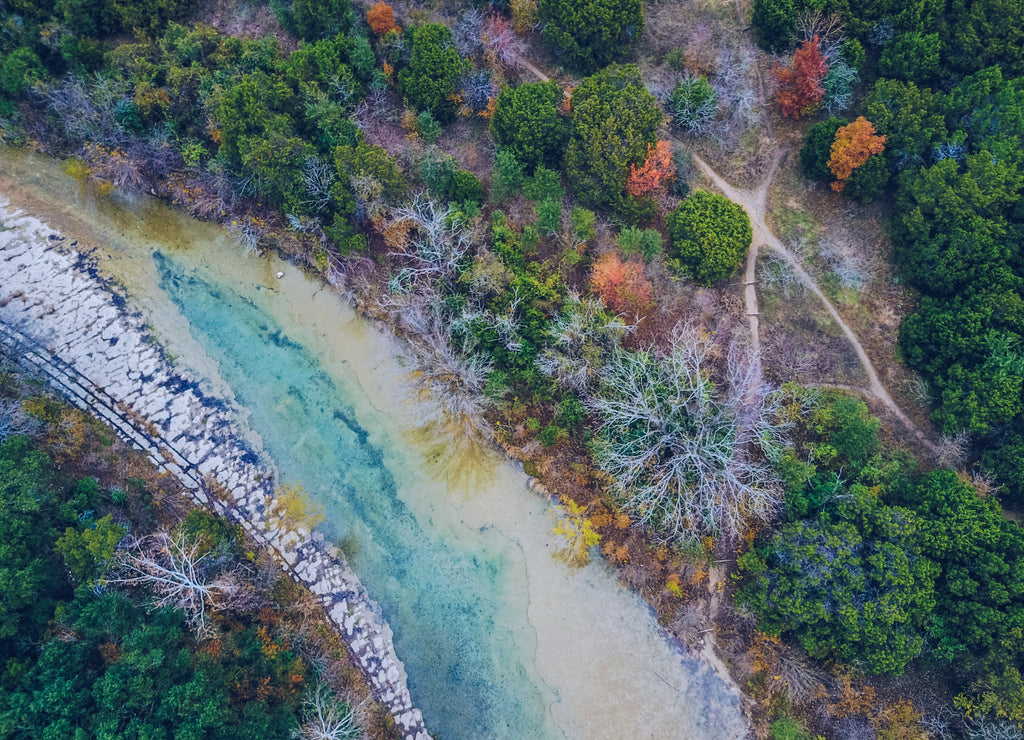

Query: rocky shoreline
0;196;431;740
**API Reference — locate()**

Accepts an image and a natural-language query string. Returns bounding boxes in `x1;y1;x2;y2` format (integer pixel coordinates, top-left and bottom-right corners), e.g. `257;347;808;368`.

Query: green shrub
666;190;752;285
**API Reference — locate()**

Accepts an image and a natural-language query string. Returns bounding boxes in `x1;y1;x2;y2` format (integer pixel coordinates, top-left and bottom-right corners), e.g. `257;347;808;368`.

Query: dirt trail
518;56;935;453
690;153;938;454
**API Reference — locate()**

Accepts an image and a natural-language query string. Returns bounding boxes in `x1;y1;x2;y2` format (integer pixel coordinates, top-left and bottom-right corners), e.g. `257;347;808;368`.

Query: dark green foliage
55;514;126;583
666;190;752;285
842;38;865;70
892;154;1022;299
416;110;442;143
843;152;889;202
751;0;797;53
491;148;526;202
0;48;43;97
538;0;644;72
290;0;352;41
738;487;937;674
0;437;77;646
398;24;468;124
864;79;947;171
538;424;563;447
0;434;334;740
336;140;408;202
490;82;569;173
616;225;663;261
523;166;565;203
878;32;942;84
535;197;563;235
557;394;585;427
940;0;1024;76
891;471;1024;659
449;170;484;206
800;116;848;182
563;64;661;217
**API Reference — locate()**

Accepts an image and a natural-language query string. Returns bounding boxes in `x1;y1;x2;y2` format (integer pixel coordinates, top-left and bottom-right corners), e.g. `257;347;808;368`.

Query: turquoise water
153;252;555;739
1;146;749;740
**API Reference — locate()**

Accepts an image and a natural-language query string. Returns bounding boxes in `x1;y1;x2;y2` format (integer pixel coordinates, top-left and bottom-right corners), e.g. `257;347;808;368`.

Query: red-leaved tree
590;252;653;317
771;37;829;119
627;140;675;197
827;116;886;192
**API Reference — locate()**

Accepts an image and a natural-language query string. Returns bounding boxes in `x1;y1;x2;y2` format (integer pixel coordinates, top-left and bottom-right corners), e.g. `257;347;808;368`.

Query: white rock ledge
0;198;430;740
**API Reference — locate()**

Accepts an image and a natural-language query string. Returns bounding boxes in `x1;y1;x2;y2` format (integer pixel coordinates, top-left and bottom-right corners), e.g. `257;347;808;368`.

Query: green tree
666;190;752;285
842;152;889;202
800;116;848;181
563;64;661;216
864;78;947;170
891;470;1024;657
56;514;126;583
398;24;468;124
0;47;44;97
490;81;569;173
751;0;797;53
538;0;644;72
290;0;352;41
877;32;942;84
738;488;938;674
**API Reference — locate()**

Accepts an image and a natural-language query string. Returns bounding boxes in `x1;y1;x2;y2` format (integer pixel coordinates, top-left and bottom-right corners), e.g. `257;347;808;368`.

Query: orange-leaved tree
590;252;652;317
367;2;399;35
627;140;675;197
827;116;886;192
771;37;828;119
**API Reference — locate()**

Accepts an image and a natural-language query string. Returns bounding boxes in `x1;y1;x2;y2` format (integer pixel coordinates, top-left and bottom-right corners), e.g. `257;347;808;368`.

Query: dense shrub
537;0;644;72
666;190;752;285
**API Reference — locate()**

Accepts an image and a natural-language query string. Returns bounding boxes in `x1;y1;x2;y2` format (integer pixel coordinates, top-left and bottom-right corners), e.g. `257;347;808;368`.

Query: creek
0;148;746;740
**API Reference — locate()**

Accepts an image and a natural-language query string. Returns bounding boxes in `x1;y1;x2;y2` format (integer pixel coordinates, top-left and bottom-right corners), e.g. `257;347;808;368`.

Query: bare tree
292;682;365;740
588;326;784;545
301;155;337;215
112;530;241;637
385;195;478;293
537;292;633;392
795;11;846;58
398;301;494;441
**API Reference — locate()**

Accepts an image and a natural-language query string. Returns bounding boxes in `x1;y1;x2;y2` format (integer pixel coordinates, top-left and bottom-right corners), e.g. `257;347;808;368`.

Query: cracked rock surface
0;198;430;740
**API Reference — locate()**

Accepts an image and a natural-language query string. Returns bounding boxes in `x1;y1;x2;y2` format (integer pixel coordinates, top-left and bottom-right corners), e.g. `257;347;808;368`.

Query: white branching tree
399;301;494;441
112;530;241;637
301;155;337;215
588;326;785;545
292;682;364;740
537;292;634;392
386;195;478;294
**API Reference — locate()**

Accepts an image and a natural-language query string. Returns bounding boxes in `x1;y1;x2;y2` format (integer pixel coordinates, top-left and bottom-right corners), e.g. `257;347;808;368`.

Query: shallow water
0;149;747;740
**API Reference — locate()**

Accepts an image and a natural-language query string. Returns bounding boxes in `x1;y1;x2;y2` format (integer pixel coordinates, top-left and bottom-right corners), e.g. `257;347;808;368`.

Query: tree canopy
538;0;644;72
563;64;661;218
397;23;468;124
666;190;752;285
490;81;569;173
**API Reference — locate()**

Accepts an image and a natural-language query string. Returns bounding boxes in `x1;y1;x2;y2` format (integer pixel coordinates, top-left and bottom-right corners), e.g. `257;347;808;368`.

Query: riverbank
0;194;431;740
0;149;749;739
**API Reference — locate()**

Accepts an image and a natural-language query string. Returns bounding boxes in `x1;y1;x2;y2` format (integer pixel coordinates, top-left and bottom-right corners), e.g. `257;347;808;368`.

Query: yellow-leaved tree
551;499;602;566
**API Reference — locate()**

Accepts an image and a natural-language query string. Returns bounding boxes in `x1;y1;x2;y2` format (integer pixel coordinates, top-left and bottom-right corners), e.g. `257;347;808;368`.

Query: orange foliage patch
590;252;653;317
367;3;399;35
827;116;886;192
627;140;675;197
771;37;829;119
